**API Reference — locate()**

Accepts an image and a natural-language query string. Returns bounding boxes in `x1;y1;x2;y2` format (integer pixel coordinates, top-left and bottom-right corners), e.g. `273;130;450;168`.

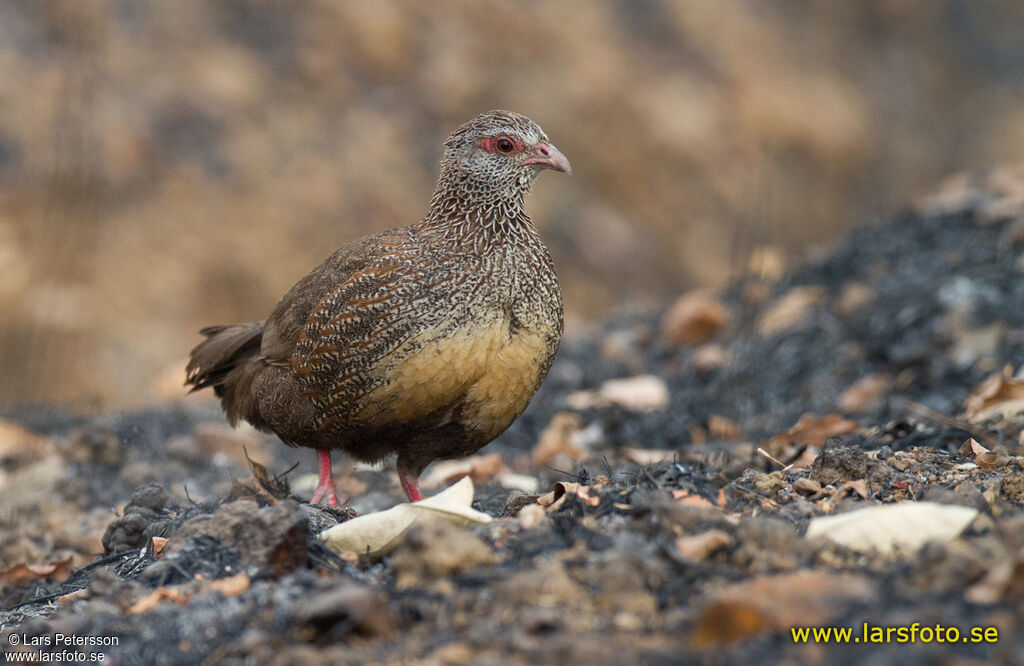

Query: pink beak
522;143;572;175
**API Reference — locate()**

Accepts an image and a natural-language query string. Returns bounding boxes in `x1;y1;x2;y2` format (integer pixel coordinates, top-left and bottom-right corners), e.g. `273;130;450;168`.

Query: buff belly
355;318;550;440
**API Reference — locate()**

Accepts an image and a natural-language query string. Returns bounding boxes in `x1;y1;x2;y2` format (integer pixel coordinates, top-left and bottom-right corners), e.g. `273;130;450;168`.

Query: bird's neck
417;177;538;248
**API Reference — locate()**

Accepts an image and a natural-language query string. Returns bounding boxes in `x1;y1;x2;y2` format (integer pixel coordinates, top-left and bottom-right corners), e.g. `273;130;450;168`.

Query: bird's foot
310;482;339;506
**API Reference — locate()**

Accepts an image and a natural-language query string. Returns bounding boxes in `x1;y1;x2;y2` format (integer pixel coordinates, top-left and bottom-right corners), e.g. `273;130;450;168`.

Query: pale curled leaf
805;502;978;555
536;482;599;511
958;438;999;471
963;372;1024;422
319;477;491;559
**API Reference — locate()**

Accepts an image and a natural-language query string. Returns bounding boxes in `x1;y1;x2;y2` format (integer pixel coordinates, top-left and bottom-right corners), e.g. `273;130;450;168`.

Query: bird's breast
354;315;555;436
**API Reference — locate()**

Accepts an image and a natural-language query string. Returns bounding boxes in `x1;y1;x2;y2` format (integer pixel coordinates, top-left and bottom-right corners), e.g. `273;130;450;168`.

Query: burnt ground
2;171;1024;665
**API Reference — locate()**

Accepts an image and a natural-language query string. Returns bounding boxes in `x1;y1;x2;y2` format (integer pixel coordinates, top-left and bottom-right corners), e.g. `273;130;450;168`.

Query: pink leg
399;470;422;502
310;449;339;506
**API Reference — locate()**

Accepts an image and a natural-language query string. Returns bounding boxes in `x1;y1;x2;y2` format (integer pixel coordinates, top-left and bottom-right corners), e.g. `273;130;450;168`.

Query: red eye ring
496;138;515;154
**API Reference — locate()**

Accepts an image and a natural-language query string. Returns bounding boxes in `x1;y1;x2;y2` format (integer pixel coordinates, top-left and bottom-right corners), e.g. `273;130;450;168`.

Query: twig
756;447;793;472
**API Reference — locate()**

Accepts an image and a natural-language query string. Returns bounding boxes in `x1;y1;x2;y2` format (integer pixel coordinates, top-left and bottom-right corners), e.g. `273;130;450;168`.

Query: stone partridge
186;110;570;505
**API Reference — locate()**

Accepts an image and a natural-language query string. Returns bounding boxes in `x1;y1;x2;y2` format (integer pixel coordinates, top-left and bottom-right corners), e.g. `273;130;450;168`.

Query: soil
2;171;1024;665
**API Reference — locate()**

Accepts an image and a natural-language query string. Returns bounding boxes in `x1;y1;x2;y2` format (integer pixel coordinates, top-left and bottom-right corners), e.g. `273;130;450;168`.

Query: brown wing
260;228;435;433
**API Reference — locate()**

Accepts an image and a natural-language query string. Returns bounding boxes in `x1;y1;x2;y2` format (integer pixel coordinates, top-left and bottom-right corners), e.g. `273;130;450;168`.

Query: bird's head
439;110;571;204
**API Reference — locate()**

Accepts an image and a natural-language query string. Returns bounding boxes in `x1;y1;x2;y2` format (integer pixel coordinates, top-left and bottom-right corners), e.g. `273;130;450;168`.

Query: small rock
290;585;394;639
0;420;51;467
836;282;875;316
599;375;670;412
752;471;786;496
163;500;309;577
692;343;731;371
102;483;178;553
810;444;869;486
756;286;825;335
792;477;822;496
531;413;584;466
391;522;496;589
192;422;269;468
518;503;547;529
62;426;123;465
837;374;891;414
429;642;476;665
661;290;731;345
693;571;876;647
675;529;733;561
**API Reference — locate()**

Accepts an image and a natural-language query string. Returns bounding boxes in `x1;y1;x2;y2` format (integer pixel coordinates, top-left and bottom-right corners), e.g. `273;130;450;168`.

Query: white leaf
805;502;978;555
319;476;491;559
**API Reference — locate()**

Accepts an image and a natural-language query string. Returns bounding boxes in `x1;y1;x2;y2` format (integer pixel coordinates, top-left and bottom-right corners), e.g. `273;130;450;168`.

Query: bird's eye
496;138;515;153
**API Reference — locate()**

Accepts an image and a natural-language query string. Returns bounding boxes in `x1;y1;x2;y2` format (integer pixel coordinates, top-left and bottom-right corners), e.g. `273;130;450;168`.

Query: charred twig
642;466;665;492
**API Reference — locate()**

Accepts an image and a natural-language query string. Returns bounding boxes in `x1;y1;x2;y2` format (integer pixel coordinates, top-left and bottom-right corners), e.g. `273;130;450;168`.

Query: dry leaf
621;448;676;465
693;571;875;647
536;482;576;507
151;536;169;558
57;589;89;605
531;413;584;466
747;246;786;282
127;587;190;615
837;374;891;413
805;502;978;555
963;372;1024;422
957;438;998;471
206;573;250;597
964;558;1024;605
0;420;52;466
707;415;742;440
674;491;715;508
600;375;670;412
496;472;540;493
319;477;491;559
420;453;504;489
915;171;978;216
831;480;869;501
0;558;73;588
767;413;859;450
756;286;825;335
568;375;670;412
836;282;876;316
661;290;731;345
536;482;599;511
675;530;732;562
762;413;857;469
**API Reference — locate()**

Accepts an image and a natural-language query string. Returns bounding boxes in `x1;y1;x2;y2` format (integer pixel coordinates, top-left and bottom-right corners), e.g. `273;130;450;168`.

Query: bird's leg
399;473;422;502
310;449;339;506
396;455;423;502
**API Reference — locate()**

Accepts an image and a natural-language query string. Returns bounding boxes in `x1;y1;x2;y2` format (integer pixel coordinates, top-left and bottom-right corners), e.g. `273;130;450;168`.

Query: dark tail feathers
185;323;265;428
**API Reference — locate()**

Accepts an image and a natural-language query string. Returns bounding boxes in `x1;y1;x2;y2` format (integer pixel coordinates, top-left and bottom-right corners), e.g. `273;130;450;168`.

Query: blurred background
2;0;1024;409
